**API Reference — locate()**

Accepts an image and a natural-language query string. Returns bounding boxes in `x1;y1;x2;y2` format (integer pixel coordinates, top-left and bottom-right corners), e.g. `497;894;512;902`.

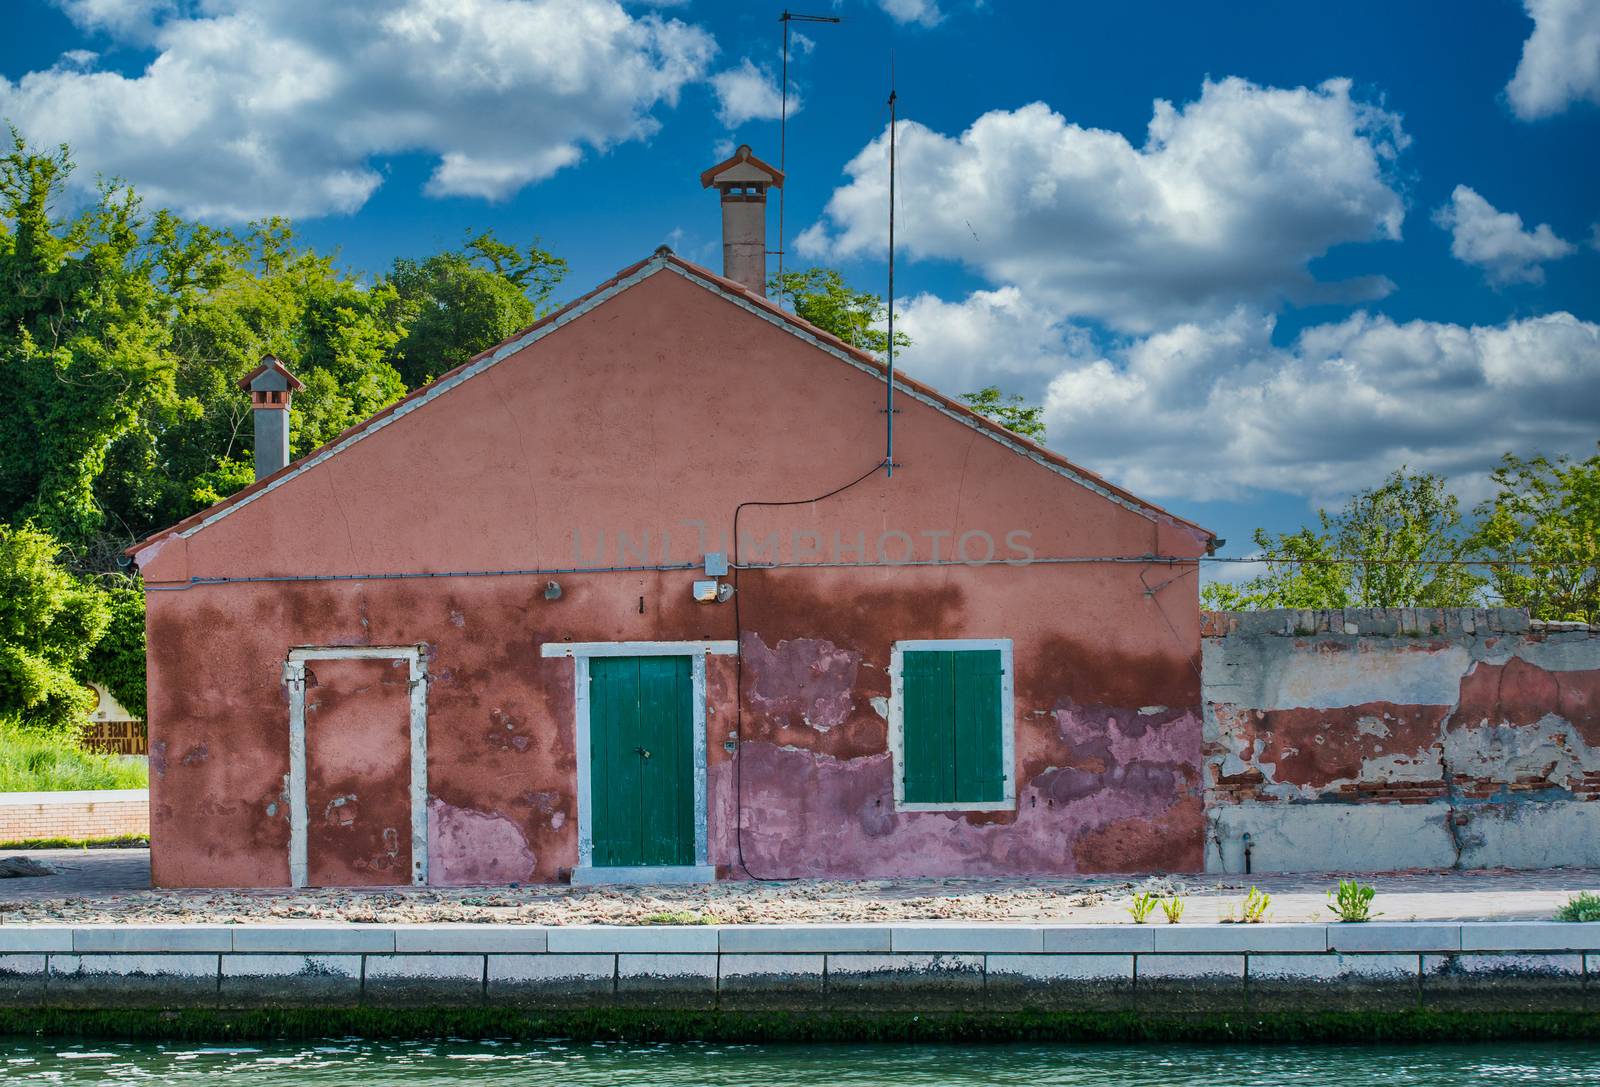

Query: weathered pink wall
1202;609;1600;872
140;264;1209;887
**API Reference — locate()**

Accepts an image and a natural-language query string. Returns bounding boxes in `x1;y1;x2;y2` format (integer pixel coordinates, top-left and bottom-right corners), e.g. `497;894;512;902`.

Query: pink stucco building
132;148;1215;888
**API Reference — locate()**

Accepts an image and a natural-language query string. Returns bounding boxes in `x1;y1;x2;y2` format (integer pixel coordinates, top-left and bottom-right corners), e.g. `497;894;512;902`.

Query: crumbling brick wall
1201;608;1600;873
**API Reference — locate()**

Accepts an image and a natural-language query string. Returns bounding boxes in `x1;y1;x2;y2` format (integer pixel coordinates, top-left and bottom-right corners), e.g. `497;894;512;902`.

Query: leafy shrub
1128;891;1159;924
1327;879;1379;922
1555;892;1600;922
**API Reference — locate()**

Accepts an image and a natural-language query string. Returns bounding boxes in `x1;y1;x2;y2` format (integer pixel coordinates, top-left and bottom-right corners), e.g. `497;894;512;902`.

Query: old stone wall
1202;608;1600;873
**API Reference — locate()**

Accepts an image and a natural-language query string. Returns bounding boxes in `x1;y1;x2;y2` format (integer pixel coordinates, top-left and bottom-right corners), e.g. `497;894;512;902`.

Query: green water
3;1039;1599;1084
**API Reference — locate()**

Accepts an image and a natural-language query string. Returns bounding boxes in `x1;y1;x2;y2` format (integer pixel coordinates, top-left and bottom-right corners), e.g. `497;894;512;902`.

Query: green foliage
770;267;911;356
0;834;148;849
1327;879;1379;922
640;910;723;925
1202;469;1482;610
0;524;109;735
1128;890;1159;923
0;132;174;548
959;385;1046;440
1471;448;1600;624
1556;891;1600;922
1239;885;1272;923
82;574;147;718
1159;895;1186;923
386;231;566;388
0;719;146;791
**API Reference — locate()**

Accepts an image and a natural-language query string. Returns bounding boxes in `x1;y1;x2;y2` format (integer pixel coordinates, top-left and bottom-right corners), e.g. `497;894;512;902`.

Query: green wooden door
588;655;695;867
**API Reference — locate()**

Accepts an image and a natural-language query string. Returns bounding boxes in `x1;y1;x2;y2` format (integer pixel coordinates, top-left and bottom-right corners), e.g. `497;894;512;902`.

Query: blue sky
3;0;1597;562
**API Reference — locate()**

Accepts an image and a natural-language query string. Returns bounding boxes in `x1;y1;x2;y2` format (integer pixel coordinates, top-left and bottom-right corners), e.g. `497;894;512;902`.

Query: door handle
635;747;651;759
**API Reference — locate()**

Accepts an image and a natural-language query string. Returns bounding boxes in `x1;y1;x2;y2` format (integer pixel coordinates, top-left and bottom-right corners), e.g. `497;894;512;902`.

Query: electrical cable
729;460;887;882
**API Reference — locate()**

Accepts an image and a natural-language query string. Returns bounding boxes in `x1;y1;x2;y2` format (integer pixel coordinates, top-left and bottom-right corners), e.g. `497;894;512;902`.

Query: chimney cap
239;355;305;393
700;144;784;190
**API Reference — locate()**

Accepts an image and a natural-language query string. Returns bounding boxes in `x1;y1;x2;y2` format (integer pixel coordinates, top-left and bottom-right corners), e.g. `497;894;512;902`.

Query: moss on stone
3;1008;1598;1044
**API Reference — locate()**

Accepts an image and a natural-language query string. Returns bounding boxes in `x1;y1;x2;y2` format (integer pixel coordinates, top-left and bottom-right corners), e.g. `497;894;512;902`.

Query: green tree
960;385;1046;440
1471;448;1600;624
82;574;147;719
97;217;410;543
0;133;174;549
1201;469;1482;610
0;524;110;734
771;267;910;356
385;231;567;388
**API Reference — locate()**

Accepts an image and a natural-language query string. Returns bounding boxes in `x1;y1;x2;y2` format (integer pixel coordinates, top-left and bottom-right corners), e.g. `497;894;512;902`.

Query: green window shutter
901;650;955;803
953;649;1005;803
901;647;1006;806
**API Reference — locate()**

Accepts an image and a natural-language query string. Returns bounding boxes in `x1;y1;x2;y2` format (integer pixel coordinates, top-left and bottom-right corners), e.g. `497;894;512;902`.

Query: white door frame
283;644;430;889
541;640;735;883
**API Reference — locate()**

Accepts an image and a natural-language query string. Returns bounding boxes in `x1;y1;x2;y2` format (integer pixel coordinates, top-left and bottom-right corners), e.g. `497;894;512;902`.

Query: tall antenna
776;10;841;303
885;55;897;478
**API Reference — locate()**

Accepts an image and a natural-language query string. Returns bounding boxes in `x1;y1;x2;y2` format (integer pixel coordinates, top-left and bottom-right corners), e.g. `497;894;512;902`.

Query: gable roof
131;248;1212;560
238;356;304;393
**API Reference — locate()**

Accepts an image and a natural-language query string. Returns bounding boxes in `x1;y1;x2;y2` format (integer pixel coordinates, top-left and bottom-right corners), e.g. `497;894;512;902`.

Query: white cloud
1591;222;1600;251
895;287;1093;400
1507;0;1600;120
710;57;791;128
893;288;1600;506
877;0;943;26
52;0;176;43
798;77;1408;332
5;0;717;220
1042;308;1600;503
1433;185;1576;285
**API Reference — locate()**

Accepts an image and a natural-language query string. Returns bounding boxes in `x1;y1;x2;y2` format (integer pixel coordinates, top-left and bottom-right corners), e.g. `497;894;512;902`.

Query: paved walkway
1;849;1596;925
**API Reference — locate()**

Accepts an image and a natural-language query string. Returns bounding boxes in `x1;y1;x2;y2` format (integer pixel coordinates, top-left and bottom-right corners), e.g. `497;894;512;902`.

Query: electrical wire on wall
728;461;886;881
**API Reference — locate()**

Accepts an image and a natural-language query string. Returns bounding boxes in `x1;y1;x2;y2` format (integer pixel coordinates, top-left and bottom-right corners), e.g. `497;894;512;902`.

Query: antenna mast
885;58;897;478
776;10;841;304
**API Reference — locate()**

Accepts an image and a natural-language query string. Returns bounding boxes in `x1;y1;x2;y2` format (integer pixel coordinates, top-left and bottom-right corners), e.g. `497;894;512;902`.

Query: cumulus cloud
52;0;176;43
710;57;791;128
4;0;717;220
1041;309;1600;504
1506;0;1600;120
1434;185;1576;285
797;77;1408;332
894;287;1094;401
877;0;943;27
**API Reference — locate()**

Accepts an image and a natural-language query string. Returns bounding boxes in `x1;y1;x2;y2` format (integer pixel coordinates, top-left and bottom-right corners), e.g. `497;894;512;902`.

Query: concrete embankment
2;920;1598;1025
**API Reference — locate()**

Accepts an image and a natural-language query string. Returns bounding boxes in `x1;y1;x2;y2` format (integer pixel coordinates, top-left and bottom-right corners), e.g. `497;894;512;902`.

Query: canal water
2;1039;1599;1084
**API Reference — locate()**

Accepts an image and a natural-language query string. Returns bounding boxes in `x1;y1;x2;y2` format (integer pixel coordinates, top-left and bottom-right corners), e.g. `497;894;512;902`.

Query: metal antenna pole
774;10;840;306
885;59;897;478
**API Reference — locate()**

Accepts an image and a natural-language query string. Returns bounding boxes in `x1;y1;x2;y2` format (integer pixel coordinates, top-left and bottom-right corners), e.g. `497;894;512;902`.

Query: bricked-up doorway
284;646;429;888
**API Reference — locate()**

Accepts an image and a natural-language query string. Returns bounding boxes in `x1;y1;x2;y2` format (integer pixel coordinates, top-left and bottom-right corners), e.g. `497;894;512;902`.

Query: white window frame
283;644;430;889
540;640;735;883
889;638;1016;813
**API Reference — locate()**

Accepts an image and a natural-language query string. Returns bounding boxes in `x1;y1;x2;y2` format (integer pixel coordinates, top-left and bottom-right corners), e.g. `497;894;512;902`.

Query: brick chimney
238;356;304;480
700;144;784;296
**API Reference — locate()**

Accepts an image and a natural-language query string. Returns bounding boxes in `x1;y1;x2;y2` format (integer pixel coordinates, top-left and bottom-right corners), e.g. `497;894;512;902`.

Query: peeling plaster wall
1202;609;1600;873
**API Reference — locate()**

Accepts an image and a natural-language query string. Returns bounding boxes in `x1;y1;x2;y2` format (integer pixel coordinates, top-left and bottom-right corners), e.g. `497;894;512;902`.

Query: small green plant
1240;886;1271;923
1128;891;1159;924
1159;896;1185;924
1555;891;1600;922
639;910;721;926
1327;879;1379;922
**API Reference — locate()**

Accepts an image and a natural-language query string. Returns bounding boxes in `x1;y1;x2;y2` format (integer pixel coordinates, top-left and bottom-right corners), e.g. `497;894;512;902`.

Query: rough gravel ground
3;850;1597;926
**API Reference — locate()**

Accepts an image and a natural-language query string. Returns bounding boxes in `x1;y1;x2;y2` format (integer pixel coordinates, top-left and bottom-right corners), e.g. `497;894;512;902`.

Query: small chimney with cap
700;144;785;297
238;355;304;481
